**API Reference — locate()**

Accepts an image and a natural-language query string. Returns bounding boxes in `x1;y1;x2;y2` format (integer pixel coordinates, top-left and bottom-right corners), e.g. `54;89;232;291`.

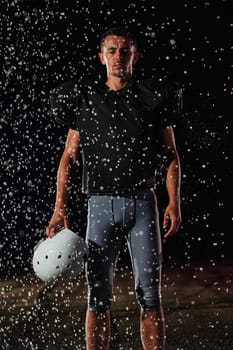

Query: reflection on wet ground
1;259;233;349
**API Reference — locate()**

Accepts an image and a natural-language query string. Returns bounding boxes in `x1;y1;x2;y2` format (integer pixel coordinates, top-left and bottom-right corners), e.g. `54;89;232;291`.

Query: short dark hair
100;27;138;51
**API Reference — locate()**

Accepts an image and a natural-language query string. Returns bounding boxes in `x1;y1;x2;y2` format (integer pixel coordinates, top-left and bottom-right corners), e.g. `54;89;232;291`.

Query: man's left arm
160;126;182;238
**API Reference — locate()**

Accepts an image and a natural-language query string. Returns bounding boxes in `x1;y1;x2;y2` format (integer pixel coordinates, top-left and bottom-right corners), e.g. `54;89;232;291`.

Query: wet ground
0;258;233;350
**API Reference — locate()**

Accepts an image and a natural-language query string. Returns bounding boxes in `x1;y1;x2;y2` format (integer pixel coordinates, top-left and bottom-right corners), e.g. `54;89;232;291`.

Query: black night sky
1;0;232;277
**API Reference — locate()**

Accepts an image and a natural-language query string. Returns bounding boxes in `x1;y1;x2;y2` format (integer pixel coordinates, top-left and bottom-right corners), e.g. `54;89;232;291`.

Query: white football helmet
32;228;87;282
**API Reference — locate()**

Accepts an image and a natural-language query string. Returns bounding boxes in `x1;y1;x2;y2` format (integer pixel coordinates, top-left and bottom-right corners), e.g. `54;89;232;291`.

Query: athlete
46;27;182;350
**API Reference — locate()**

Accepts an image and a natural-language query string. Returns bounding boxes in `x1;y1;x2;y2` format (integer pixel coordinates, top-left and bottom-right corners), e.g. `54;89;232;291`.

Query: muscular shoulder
138;77;182;94
50;78;98;97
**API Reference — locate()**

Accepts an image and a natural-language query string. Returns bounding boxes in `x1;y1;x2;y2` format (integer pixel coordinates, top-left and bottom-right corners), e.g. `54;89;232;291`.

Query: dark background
1;0;232;277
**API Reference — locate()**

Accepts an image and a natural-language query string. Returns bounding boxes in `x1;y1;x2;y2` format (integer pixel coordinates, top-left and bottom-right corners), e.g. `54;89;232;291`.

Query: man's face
98;35;139;78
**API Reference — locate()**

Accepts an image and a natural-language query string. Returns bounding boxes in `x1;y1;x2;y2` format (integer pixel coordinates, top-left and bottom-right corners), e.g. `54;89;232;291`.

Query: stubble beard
111;70;126;78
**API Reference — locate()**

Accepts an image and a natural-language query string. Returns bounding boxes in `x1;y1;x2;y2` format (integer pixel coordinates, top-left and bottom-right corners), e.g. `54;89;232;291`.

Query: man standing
46;27;182;349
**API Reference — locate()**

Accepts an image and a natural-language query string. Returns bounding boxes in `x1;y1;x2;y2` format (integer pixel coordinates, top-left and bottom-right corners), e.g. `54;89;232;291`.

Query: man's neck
105;75;132;91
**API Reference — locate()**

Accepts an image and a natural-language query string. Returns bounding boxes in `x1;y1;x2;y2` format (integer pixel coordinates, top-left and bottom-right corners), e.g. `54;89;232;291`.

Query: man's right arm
46;129;80;238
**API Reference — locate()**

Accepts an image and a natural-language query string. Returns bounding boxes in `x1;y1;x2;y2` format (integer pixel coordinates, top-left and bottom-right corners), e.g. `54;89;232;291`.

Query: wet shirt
50;78;182;195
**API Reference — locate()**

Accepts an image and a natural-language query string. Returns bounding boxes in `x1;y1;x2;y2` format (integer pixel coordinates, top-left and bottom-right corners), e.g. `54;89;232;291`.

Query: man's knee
87;283;113;313
136;285;162;312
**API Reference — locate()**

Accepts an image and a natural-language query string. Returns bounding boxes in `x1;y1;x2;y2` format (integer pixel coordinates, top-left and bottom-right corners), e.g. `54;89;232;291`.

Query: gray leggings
85;188;162;313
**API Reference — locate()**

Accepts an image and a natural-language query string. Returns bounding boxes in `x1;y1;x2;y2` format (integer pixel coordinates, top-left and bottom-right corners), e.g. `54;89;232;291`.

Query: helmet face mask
32;229;87;283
